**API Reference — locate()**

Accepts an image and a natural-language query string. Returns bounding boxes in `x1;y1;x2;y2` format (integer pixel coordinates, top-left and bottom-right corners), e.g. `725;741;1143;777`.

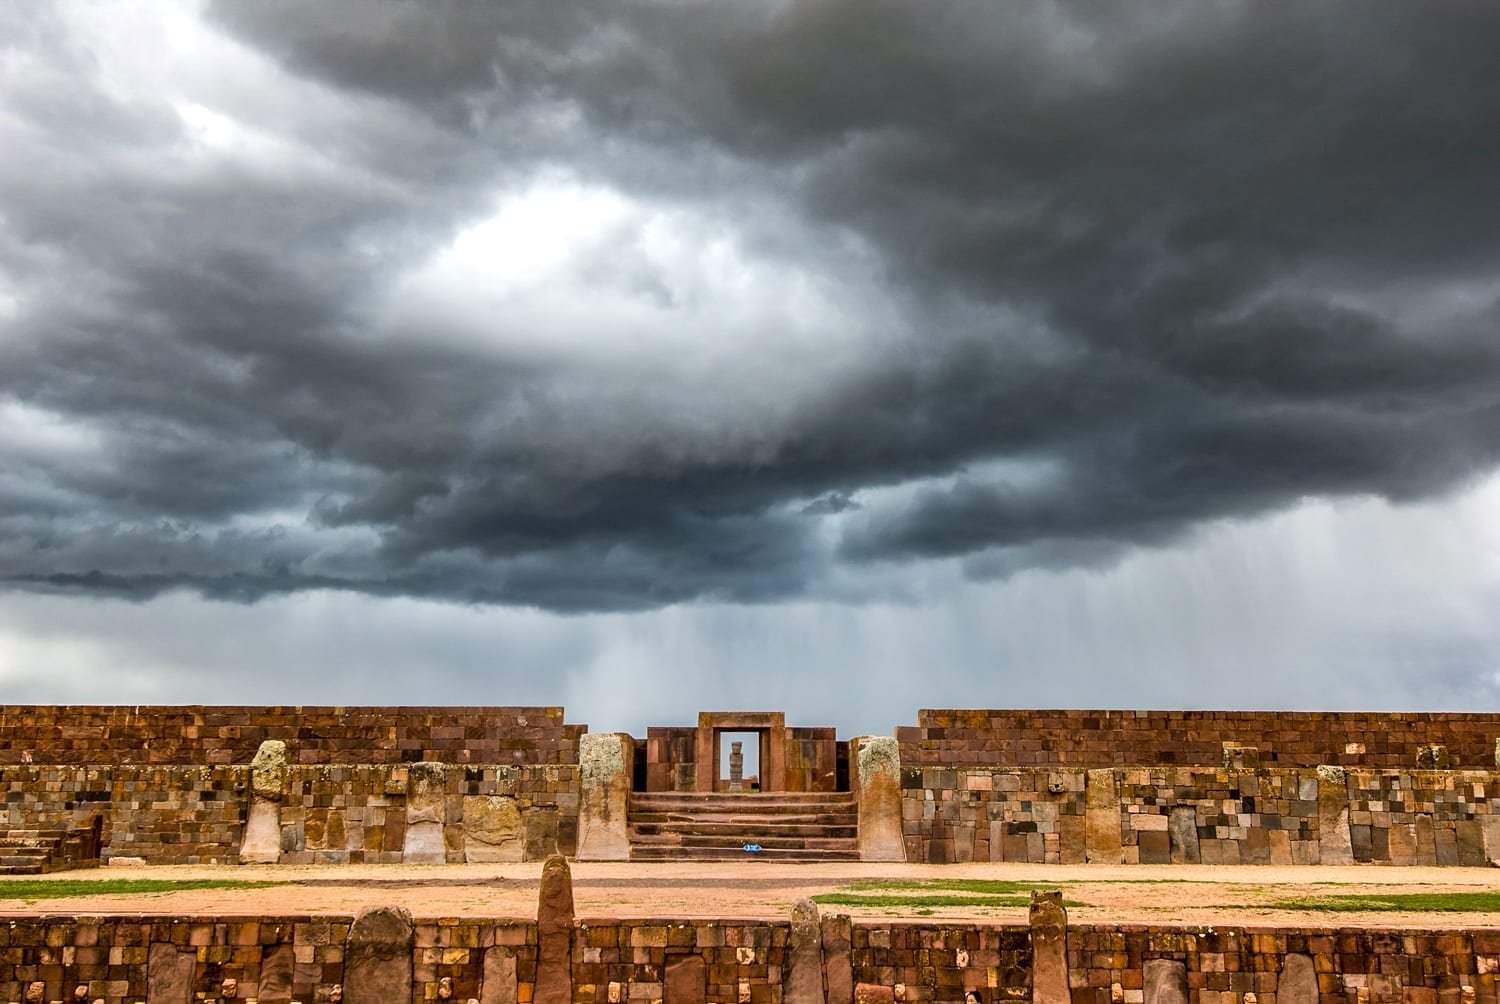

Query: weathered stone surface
403;819;446;863
147;943;195;1004
1387;822;1417;866
1436;826;1460;867
239;798;282;864
525;806;561;860
1415;814;1438;866
1416;745;1450;769
1483;815;1500;866
1168;807;1200;864
1086;769;1122;863
822;912;853;1004
1458;820;1487;866
406;761;447;824
1315;766;1353;865
664;955;707;1004
1278;954;1317;1004
535;854;574;1004
577;732;633;861
404;761;448;863
257;944;295;1002
345;906;414;1004
1029;890;1069;1004
1143;960;1187;1004
854;986;895;1004
464;796;525;863
786;898;826;1004
249;740;288;802
853;737;905;862
481;947;517;1004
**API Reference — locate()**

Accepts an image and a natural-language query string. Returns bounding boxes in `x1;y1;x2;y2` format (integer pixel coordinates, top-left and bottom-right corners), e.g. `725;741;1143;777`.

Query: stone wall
902;766;1500;866
0;762;579;864
0;705;584;765
3;915;1500;1004
900;710;1500;769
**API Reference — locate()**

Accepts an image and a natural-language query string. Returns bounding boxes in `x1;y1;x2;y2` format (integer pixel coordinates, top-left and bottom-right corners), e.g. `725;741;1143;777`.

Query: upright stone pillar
852;737;905;862
1029;891;1069;1004
577;732;634;861
535;854;574;1004
822;912;854;1004
1085;769;1122;864
403;762;447;864
785;898;826;1004
1315;766;1353;865
240;740;287;864
344;906;414;1004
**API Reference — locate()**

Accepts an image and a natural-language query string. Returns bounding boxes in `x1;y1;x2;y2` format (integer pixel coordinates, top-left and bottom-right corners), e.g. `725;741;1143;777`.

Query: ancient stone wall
0;705;584;765
0;762;579;864
901;710;1500;768
3;915;1499;1004
902;766;1500;866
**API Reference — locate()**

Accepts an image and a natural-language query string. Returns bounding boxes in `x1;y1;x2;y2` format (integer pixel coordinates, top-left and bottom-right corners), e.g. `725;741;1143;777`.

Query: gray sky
2;2;1498;734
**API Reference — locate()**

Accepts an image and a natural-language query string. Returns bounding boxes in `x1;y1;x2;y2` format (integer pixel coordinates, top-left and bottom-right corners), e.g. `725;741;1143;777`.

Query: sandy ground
3;862;1500;928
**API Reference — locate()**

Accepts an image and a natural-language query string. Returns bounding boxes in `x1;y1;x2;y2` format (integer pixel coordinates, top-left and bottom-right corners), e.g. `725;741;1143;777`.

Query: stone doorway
696;712;787;793
718;731;762;792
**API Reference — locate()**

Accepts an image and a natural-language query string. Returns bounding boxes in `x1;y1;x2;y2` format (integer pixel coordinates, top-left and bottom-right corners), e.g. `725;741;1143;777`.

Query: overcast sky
2;2;1498;735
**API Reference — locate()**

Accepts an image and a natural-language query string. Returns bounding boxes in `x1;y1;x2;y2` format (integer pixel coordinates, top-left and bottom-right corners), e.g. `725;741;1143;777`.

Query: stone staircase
627;791;859;861
0;825;103;875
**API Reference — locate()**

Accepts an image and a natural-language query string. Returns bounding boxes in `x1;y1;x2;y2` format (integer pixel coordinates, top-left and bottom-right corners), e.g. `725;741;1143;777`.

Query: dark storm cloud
2;1;1498;610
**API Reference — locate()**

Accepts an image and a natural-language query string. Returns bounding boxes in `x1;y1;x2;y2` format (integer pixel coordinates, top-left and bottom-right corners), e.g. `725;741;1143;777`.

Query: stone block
258;944;295;1002
1278;954;1317;1004
1030;890;1069;1004
240;799;282;865
822;913;853;1004
147;942;195;1004
536;854;574;1004
853;737;905;862
855;986;895;1004
665;955;707;1004
786;898;825;1004
464;796;525;863
1168;807;1200;864
1086;769;1122;864
344;906;414;1004
1315;766;1353;865
489;954;525;1004
577;733;633;861
1144;960;1187;1004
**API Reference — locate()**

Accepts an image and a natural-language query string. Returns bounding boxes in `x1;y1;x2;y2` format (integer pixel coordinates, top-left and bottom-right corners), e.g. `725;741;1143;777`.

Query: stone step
0;829;66;841
630;820;856;838
0;862;47;875
629;798;855;815
0;845;51;857
628;832;857;851
630;844;861;862
624;810;858;828
630;791;853;804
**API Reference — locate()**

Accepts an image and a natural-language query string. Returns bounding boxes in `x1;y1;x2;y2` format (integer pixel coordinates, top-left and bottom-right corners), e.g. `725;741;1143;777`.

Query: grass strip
1270;892;1500;913
0;879;284;900
813;893;1037;908
843;879;1043;895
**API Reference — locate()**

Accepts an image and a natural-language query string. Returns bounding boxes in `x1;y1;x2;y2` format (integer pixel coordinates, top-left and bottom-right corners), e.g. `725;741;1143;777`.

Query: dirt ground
4;861;1500;928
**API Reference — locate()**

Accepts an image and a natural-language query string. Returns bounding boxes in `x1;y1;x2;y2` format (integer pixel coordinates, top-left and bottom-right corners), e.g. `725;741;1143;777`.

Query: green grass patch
0;879;283;901
1270;891;1500;913
813;893;1037;908
843;879;1043;895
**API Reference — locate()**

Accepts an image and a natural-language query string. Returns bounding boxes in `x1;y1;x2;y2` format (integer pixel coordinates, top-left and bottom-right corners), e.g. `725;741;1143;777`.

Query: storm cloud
2;1;1498;616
